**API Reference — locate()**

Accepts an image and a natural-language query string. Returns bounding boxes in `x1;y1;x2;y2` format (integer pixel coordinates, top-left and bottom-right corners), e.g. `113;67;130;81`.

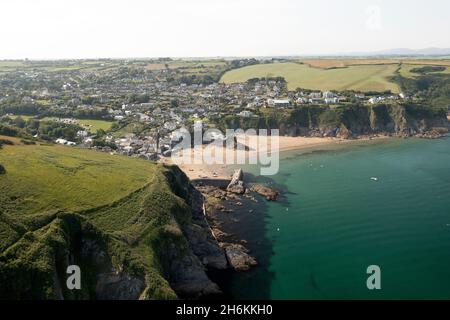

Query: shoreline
177;133;447;297
160;135;391;181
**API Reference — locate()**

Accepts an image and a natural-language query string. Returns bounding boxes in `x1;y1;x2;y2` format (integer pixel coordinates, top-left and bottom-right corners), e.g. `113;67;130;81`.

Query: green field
221;62;401;93
41;117;114;132
7;115;35;121
0;141;193;299
77;119;114;132
0;144;154;215
399;64;450;78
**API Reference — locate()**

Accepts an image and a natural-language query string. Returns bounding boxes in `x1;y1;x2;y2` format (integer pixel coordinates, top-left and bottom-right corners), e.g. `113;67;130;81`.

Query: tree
170;99;179;108
13;116;26;128
96;129;106;138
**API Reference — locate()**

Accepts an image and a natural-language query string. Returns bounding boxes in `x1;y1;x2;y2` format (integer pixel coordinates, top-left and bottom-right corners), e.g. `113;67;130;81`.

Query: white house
309;98;323;104
267;99;290;108
368;97;384;104
325;97;339;104
238;110;253;118
77;130;88;138
323;91;336;99
297;97;308;104
309;92;322;99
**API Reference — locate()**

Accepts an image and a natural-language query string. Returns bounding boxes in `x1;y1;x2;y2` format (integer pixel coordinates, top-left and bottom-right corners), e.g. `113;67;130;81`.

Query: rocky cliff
218;103;449;139
0;165;228;300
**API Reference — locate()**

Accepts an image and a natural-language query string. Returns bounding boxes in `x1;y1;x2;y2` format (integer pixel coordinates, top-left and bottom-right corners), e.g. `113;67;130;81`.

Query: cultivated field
300;59;450;69
221;62;401;92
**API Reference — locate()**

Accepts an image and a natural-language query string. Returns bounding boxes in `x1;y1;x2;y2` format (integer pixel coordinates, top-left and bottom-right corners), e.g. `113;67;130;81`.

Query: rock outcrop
250;184;278;201
163;245;222;298
221;243;258;271
183;224;228;270
227;169;245;194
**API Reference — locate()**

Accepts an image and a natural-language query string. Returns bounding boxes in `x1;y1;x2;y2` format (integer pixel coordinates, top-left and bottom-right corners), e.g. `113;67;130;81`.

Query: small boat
370;177;379;181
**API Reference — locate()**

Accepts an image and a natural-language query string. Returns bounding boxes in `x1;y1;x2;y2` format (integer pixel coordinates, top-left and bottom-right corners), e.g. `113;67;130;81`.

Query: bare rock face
183;224;228;270
81;239;145;300
250;184;278;201
168;251;222;297
222;243;257;271
96;274;144;300
227;169;245;194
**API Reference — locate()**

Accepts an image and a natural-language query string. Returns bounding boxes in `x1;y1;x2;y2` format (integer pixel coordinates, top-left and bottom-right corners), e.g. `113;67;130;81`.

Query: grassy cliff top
0;139;192;299
0;142;156;216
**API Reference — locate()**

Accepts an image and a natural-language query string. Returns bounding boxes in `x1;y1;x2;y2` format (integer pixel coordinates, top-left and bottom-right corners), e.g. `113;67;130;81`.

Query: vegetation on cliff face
214;73;449;137
214;103;448;138
0;141;214;299
393;72;450;111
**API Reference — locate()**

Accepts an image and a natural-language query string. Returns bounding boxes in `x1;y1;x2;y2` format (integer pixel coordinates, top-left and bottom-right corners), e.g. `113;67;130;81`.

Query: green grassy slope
0;140;195;299
220;62;400;93
399;64;450;78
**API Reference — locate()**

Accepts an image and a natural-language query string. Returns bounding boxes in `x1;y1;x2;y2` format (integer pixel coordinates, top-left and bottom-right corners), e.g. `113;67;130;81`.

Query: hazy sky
1;0;449;59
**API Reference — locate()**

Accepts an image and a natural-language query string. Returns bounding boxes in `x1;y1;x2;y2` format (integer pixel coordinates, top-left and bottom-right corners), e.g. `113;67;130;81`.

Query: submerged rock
222;243;257;271
250;184;278;201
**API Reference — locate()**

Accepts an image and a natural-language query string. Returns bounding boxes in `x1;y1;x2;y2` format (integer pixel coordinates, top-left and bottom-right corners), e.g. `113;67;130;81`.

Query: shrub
0;164;6;174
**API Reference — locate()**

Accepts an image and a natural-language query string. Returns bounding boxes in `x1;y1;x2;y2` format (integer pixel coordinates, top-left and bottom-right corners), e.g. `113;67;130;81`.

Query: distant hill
337;48;450;57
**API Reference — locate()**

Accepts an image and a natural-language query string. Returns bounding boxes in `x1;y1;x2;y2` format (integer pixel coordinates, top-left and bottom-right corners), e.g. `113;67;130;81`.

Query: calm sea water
226;137;450;300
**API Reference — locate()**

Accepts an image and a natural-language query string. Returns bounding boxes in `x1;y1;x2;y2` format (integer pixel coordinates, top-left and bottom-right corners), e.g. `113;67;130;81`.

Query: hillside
0;140;225;299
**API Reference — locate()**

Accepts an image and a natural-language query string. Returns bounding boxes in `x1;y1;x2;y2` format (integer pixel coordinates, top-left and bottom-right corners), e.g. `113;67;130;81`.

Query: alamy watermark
170;121;280;176
365;5;382;31
367;265;381;290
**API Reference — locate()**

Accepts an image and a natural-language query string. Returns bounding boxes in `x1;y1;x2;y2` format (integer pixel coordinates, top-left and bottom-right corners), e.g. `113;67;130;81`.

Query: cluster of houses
267;91;408;108
0;62;411;160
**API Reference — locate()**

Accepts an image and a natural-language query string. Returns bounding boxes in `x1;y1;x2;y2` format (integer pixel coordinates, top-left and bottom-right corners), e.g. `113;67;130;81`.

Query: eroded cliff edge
0;165;230;300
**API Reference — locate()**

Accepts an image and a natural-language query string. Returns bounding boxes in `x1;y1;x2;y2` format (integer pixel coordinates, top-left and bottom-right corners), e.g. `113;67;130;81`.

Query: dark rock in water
221;243;258;271
250;184;279;201
415;127;448;139
227;169;245;194
0;164;5;175
211;228;232;242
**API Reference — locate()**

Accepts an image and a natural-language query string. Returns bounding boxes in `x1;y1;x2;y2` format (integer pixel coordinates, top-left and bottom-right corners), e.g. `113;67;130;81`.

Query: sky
0;0;449;59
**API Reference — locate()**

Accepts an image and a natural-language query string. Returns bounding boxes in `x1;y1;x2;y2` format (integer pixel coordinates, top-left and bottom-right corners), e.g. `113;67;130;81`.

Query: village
0;59;412;162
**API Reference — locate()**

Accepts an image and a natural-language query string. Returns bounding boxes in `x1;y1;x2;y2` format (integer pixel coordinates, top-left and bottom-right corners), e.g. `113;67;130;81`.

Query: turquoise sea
225;137;450;300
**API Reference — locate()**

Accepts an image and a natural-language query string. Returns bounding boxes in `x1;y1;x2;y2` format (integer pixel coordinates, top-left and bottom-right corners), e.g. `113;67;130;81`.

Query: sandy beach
160;135;387;181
